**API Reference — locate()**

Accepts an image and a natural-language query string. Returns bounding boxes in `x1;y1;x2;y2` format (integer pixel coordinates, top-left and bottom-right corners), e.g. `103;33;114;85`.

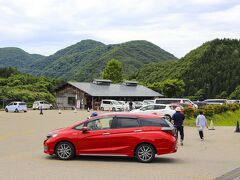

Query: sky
0;0;239;58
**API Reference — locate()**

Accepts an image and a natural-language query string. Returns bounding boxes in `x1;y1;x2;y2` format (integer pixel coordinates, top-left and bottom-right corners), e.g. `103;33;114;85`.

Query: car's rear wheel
5;108;8;112
164;114;171;121
55;141;75;160
135;143;155;163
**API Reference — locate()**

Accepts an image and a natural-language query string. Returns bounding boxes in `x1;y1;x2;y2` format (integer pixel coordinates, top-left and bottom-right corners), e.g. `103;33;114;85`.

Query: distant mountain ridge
135;38;240;99
0;47;45;71
0;39;177;81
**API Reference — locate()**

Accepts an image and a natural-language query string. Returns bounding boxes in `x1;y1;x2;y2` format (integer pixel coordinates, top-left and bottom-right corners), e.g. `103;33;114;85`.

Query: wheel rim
138;145;153;162
57;144;71;159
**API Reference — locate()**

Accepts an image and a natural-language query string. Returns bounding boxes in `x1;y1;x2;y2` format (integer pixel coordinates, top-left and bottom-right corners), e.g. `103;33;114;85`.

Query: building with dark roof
56;79;162;110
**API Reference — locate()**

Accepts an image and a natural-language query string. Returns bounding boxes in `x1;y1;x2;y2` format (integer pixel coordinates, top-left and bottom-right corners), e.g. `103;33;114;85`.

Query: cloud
0;0;239;58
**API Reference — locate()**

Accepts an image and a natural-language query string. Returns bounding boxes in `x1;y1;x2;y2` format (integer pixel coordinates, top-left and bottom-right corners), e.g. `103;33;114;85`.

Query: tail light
161;127;176;136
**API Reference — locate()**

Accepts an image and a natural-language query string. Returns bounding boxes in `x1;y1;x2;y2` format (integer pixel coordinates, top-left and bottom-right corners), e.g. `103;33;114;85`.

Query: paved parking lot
0;110;239;180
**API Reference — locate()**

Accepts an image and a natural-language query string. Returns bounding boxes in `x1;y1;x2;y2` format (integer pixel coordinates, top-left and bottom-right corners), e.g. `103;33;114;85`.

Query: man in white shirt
196;111;208;140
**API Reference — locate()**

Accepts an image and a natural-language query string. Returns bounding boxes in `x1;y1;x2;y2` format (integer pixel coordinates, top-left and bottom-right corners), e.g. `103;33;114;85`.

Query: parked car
5;102;27;113
154;98;198;108
193;101;207;108
131;104;176;121
32;101;53;110
100;100;124;111
44;113;177;163
118;101;128;111
134;101;143;109
142;100;154;106
203;99;227;105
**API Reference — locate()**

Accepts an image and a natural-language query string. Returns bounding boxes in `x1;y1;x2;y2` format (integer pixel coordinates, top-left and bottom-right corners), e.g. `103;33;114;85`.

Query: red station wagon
44;113;177;163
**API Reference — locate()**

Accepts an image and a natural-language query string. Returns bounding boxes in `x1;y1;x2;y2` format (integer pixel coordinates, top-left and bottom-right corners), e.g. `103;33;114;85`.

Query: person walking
172;107;185;146
196;111;208;141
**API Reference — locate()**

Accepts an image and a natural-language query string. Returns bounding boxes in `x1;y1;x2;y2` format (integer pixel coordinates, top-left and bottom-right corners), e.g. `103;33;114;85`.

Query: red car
44;113;177;163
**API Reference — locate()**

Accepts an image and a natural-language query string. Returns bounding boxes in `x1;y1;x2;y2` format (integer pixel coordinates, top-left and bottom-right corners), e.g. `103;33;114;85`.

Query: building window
68;97;76;106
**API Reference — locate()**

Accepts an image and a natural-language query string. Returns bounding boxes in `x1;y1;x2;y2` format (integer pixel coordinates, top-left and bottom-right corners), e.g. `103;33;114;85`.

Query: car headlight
46;133;58;139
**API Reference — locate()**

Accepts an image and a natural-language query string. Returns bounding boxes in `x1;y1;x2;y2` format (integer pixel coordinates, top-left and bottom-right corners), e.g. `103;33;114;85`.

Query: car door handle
134;130;142;132
102;132;110;135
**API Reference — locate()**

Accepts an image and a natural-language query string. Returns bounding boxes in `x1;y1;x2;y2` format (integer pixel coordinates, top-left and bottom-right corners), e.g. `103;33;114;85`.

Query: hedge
183;104;240;117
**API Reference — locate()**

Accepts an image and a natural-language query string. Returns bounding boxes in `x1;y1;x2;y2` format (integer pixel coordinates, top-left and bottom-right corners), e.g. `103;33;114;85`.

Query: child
196;111;208;140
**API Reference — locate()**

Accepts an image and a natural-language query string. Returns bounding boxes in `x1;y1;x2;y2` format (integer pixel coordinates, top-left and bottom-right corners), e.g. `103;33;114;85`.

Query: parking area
0;110;239;180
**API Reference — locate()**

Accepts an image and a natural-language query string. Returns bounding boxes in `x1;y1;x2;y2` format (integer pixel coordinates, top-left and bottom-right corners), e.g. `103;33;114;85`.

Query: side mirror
82;126;88;133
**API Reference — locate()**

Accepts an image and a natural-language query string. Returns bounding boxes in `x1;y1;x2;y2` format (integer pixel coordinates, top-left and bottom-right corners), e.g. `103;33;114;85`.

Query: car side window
116;117;139;128
140;118;170;127
86;117;114;131
13;103;17;105
183;100;190;104
154;105;165;110
74;123;84;130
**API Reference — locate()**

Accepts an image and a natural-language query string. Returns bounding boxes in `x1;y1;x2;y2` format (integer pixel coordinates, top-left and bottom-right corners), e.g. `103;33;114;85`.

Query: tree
229;85;240;99
102;59;123;83
161;79;185;97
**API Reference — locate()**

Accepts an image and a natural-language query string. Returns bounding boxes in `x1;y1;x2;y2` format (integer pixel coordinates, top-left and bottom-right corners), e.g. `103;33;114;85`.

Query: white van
5;102;27;112
204;99;227;105
154;98;198;108
32;101;53;110
100;100;124;111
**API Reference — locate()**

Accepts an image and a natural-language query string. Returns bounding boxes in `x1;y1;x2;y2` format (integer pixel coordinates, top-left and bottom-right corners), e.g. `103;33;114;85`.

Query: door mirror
82;126;88;133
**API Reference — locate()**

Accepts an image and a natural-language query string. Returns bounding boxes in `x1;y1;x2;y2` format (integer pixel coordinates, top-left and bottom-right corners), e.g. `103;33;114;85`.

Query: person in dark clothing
129;101;133;111
172;107;185;146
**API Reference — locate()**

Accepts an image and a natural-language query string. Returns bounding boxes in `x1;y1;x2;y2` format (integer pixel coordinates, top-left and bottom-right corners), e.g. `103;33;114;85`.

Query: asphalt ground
0;110;239;180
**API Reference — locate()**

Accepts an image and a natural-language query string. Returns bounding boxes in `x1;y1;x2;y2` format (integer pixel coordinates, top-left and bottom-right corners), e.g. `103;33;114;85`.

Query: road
0;110;239;180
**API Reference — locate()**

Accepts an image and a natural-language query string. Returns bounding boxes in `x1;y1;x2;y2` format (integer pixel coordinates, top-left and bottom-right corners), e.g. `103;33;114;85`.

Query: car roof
154;98;190;100
142;103;169;106
72;112;165;127
99;112;164;118
10;101;25;103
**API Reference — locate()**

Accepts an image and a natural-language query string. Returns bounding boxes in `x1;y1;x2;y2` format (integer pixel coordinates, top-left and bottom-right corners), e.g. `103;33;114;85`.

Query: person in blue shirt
172;107;185;146
196;111;208;140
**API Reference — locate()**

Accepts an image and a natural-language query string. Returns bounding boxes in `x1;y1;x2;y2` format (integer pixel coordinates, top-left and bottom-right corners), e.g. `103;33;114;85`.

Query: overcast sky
0;0;239;58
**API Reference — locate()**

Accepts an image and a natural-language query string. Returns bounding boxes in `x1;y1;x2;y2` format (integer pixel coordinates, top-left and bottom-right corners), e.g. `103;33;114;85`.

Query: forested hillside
135;39;240;99
27;40;177;81
0;47;44;71
0;40;176;82
0;67;57;106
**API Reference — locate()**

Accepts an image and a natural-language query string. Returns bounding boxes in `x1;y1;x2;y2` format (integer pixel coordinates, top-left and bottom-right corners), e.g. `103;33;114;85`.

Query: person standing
196;111;208;140
172;107;185;146
129;101;133;111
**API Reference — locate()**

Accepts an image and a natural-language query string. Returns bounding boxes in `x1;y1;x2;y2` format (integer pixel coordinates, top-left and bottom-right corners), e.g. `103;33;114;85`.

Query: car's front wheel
135;143;155;163
55;141;75;160
5;108;8;112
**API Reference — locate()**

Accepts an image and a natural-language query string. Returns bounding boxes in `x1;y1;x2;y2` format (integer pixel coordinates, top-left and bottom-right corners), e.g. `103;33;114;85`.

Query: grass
184;109;240;127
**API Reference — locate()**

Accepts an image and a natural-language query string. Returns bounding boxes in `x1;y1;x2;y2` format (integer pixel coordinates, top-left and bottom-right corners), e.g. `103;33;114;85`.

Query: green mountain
0;47;45;71
136;38;240;99
27;39;177;81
